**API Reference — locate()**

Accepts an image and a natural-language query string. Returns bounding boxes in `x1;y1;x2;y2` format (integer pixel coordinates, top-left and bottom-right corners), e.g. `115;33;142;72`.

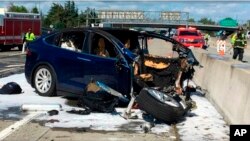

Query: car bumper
182;43;204;48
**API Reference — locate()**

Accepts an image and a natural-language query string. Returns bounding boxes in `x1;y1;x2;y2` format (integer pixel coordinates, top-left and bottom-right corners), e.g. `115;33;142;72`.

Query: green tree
78;11;87;27
43;1;80;29
188;18;195;23
43;1;100;29
44;3;65;29
63;1;78;27
198;17;216;25
31;7;39;13
8;3;28;13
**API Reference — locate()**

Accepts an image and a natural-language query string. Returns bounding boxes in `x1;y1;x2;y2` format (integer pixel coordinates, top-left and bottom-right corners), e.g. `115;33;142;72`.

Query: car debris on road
0;82;22;95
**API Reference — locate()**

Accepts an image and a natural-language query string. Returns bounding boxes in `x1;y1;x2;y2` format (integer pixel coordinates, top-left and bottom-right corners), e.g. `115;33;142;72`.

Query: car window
138;36;148;54
59;31;85;52
90;33;119;58
104;30;141;55
179;30;199;36
146;37;179;58
45;33;61;46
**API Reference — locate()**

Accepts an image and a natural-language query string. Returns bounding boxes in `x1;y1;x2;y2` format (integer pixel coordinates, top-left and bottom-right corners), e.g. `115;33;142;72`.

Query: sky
0;0;249;23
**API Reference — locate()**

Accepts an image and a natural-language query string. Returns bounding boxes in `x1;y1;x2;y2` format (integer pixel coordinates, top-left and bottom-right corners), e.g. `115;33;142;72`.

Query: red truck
0;9;41;51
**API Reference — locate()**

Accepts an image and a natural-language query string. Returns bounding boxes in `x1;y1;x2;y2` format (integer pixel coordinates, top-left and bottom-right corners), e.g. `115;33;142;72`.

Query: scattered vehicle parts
0;82;22;94
137;88;186;123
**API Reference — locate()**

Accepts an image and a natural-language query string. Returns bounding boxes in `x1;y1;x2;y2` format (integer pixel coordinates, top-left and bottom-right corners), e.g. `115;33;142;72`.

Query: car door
79;31;131;96
53;30;88;95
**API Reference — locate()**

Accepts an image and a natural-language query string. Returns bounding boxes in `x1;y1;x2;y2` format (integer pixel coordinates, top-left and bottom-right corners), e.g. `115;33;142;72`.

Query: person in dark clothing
231;26;247;62
220;30;227;41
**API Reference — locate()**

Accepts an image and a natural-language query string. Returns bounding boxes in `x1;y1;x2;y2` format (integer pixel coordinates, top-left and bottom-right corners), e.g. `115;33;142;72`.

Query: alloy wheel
35;68;52;94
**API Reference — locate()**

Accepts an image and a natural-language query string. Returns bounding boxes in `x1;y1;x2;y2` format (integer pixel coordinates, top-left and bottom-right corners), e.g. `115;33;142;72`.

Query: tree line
7;1;98;29
188;18;216;25
8;2;39;13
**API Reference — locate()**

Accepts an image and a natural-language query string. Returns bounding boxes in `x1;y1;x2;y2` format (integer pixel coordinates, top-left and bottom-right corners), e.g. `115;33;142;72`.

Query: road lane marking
5;64;25;68
0;53;24;58
0;68;16;73
8;53;24;56
0;112;44;141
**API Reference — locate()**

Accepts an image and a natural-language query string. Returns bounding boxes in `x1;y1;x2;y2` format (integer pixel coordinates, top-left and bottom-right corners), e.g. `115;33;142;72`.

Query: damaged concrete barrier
192;48;250;124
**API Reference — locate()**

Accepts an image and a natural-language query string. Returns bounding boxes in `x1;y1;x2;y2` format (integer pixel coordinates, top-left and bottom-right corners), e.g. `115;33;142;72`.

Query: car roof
58;27;123;41
52;27;183;47
59;27;111;34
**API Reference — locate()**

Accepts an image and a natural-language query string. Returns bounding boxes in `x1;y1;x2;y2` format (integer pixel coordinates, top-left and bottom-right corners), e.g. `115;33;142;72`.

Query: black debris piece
66;108;91;115
0;82;22;94
78;82;119;113
47;110;59;116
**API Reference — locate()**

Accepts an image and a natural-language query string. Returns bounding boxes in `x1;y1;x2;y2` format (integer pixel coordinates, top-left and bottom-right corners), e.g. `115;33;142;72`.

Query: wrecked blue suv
25;28;197;98
25;28;202;123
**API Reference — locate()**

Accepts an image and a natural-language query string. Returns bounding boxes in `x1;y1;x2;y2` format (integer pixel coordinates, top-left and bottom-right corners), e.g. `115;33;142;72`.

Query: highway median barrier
192;48;250;124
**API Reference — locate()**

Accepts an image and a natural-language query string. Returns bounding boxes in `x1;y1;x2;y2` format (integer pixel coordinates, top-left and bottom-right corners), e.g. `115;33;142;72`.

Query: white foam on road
177;95;229;141
0;74;170;134
0;73;229;139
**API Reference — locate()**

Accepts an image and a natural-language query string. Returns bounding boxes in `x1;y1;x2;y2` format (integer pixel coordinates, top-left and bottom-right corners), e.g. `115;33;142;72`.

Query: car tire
1;46;11;51
33;65;56;97
136;88;185;123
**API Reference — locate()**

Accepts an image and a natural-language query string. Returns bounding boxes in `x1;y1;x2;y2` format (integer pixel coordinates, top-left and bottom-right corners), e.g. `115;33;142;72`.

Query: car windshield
179;30;199;36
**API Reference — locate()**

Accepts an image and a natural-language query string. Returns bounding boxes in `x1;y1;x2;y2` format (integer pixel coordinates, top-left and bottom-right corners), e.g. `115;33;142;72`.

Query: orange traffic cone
219;50;225;56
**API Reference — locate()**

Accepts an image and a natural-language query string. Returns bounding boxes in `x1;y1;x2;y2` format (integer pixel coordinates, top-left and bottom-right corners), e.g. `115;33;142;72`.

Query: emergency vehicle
0;8;41;51
173;27;205;48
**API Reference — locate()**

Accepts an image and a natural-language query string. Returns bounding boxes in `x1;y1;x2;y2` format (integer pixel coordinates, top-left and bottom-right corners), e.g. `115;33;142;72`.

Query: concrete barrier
193;49;250;124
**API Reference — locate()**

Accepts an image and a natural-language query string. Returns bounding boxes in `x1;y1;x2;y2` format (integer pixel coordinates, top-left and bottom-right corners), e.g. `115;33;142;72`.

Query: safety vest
204;34;210;40
231;33;247;48
25;32;36;42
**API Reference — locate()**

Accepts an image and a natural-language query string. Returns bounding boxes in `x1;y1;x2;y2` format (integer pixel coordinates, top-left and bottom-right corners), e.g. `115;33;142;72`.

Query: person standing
22;28;36;53
231;26;247;62
204;33;210;47
220;30;227;41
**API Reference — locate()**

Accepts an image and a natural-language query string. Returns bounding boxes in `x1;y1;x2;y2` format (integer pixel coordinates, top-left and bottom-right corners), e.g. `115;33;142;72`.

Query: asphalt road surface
0;48;25;77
